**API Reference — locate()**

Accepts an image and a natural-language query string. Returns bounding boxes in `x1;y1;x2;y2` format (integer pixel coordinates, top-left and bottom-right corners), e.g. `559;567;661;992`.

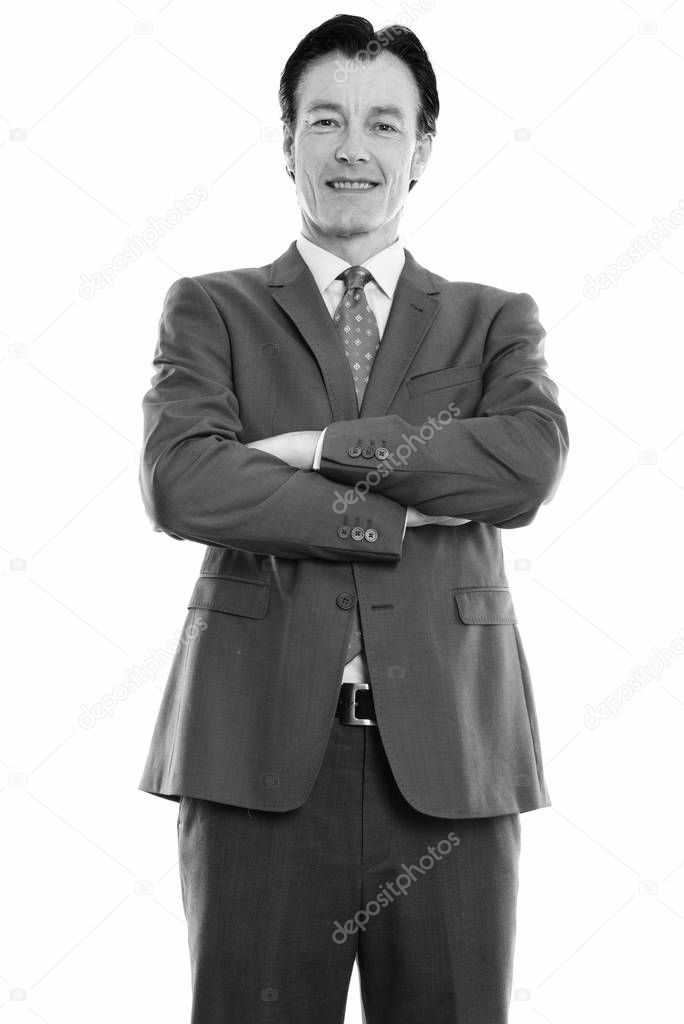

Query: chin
326;210;374;226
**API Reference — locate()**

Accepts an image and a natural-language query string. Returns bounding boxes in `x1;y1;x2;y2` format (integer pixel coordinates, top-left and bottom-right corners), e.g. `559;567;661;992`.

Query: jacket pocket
187;574;270;619
452;586;517;624
407;362;482;398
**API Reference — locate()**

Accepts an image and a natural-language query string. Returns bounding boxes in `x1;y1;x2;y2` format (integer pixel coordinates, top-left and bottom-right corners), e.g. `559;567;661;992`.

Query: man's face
283;49;431;243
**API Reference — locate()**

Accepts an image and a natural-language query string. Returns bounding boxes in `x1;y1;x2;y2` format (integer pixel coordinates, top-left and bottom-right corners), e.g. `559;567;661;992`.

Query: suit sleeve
139;276;407;561
316;291;569;528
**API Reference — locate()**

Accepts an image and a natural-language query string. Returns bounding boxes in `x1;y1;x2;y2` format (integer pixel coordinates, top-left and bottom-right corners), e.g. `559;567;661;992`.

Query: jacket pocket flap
407;362;482;397
188;575;270;619
453;587;517;624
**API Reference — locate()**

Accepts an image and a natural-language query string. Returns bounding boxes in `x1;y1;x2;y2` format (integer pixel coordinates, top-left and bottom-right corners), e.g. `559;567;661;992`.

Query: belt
335;681;378;726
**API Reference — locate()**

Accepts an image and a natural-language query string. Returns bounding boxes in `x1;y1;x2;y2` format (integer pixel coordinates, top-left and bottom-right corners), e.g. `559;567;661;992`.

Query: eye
310;119;398;132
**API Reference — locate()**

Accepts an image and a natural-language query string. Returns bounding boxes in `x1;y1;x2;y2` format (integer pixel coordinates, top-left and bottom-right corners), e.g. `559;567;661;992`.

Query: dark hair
279;14;439;189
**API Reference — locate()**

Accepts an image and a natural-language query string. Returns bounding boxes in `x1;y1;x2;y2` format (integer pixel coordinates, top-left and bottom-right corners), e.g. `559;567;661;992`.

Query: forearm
316;408;567;524
143;438;407;561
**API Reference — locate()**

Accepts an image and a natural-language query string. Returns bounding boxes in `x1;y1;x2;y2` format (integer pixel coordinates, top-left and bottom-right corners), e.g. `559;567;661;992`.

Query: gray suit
138;240;568;818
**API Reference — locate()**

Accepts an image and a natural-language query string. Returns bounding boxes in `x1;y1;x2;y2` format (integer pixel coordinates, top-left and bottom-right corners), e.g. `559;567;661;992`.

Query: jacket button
336;592;356;609
348;445;362;457
361;445;375;458
350;526;365;541
364;527;378;542
337;525;350;538
375;446;389;460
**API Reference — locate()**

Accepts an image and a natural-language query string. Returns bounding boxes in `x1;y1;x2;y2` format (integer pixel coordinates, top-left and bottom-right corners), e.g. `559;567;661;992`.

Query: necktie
332;265;381;667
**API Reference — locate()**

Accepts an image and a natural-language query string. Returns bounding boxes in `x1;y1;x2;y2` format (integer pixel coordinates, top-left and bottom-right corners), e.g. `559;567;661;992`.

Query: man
138;14;568;1024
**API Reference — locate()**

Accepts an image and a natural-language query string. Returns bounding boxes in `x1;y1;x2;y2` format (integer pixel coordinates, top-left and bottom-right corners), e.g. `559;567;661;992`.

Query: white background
2;1;684;1021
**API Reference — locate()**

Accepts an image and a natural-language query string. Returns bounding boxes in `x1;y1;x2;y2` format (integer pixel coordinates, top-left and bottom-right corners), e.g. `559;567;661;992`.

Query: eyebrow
303;101;406;123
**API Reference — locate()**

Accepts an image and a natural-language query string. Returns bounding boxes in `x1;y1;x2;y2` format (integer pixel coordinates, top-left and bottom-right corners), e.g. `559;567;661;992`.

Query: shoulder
161;261;273;316
193;261;271;292
423;266;539;326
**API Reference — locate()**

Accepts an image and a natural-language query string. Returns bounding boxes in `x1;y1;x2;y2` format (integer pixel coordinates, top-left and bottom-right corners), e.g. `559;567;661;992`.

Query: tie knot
338;265;373;292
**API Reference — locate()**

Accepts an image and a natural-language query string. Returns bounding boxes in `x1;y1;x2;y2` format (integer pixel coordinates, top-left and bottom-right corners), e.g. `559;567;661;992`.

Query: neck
301;218;400;266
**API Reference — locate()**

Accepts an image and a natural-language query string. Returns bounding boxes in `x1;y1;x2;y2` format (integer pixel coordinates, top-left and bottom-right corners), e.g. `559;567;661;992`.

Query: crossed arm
141;277;567;561
245;431;471;529
245;286;568;530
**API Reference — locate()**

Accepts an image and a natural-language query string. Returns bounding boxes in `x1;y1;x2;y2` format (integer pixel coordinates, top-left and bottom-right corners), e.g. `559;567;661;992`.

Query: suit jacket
137;240;569;818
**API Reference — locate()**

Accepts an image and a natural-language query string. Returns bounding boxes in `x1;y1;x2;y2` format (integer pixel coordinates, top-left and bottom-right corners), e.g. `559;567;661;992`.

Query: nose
335;121;371;165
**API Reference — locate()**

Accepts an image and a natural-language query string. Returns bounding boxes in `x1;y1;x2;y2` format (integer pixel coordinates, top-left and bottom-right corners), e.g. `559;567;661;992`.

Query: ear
283;125;295;183
409;133;433;187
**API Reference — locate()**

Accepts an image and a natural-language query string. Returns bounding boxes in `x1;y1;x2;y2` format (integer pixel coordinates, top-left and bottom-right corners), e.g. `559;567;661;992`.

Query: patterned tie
332;265;381;667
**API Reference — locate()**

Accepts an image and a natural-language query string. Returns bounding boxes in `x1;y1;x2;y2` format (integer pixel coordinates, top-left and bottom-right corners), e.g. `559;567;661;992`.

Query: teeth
330;182;376;189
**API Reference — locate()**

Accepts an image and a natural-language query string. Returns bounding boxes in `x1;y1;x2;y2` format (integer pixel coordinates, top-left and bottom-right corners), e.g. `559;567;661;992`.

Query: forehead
296;50;419;121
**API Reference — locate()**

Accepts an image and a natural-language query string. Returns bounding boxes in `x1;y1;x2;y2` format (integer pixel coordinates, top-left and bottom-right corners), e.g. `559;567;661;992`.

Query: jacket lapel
268;241;442;422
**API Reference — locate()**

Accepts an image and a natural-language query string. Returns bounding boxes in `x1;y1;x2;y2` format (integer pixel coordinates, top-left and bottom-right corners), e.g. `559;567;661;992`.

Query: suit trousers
177;712;521;1023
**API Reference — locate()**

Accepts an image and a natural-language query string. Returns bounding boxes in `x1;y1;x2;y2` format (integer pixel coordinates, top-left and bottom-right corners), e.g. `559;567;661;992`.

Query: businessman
138;14;569;1024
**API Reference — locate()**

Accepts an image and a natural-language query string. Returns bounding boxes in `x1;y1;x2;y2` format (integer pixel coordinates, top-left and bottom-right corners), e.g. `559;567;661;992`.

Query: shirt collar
296;230;406;300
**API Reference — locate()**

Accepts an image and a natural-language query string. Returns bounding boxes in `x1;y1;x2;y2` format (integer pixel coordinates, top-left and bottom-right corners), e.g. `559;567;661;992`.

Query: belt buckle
338;681;377;726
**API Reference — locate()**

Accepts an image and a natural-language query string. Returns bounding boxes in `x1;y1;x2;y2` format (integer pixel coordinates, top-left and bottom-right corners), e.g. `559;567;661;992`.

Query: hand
246;431;321;470
406;506;470;528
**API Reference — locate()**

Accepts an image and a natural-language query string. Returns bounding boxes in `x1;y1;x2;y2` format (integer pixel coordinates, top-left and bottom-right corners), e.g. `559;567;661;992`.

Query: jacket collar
267;240;442;422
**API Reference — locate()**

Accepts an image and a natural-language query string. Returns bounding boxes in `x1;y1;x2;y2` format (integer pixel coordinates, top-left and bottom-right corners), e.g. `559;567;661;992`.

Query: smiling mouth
327;181;379;191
